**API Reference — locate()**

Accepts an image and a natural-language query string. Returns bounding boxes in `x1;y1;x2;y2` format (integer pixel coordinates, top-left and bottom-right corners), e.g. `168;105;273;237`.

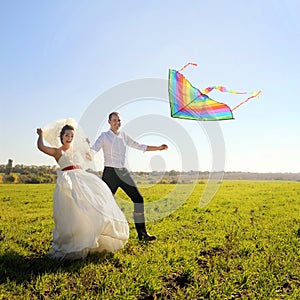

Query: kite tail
178;62;198;72
176;63;262;112
201;86;261;111
201;86;251;95
231;90;261;111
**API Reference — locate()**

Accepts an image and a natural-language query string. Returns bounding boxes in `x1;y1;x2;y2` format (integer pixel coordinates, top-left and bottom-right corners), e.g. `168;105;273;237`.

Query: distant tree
5;159;13;175
169;170;179;176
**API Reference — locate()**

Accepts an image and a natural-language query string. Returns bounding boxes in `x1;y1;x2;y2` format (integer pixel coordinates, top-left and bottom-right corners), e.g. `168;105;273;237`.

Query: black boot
133;213;156;241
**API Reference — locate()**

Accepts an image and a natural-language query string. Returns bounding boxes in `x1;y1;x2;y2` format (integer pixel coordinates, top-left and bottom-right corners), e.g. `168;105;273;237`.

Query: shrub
17;174;30;183
17;174;56;184
2;174;17;183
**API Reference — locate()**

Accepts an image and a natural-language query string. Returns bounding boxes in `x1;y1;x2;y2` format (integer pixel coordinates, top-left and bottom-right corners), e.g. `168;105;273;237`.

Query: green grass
0;181;300;299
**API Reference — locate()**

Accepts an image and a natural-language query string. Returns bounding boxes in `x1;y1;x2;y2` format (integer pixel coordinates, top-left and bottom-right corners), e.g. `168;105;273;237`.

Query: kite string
178;62;198;72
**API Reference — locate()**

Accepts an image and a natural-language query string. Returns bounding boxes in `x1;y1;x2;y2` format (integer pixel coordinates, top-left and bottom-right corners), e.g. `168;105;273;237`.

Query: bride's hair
60;124;75;144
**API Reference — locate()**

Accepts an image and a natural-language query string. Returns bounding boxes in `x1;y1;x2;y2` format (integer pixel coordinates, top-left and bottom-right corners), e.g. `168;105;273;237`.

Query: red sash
62;165;82;171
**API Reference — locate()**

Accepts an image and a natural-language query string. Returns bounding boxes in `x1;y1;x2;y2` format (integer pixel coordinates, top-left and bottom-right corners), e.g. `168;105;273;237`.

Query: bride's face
62;129;74;145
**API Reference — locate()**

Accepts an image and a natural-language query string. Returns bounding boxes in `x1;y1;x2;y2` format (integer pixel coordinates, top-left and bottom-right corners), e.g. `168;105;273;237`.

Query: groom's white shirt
91;130;147;168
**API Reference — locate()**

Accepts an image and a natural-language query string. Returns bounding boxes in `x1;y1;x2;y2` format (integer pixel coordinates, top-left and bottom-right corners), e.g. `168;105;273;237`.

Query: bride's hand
85;152;92;161
37;128;43;136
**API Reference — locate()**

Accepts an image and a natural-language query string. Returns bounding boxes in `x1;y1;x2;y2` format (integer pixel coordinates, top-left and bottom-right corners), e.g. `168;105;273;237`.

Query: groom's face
109;114;121;131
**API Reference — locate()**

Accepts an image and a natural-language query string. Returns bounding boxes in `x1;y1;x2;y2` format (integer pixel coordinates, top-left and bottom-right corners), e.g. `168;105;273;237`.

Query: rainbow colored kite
168;63;261;121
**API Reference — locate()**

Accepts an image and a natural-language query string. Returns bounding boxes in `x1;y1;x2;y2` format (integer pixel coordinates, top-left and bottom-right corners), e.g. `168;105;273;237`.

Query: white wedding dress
49;148;129;260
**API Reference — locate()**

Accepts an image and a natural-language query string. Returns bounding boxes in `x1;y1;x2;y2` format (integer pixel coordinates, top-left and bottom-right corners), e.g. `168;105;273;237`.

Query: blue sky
0;0;299;173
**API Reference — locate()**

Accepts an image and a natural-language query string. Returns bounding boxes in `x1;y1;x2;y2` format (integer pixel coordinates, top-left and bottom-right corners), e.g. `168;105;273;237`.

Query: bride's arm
37;128;59;158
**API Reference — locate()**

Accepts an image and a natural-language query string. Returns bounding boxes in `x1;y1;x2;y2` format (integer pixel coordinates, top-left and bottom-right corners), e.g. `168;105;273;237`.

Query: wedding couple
37;112;168;260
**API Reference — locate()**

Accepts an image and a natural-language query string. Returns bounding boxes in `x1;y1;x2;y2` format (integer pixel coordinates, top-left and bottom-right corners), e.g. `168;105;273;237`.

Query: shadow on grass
0;250;115;284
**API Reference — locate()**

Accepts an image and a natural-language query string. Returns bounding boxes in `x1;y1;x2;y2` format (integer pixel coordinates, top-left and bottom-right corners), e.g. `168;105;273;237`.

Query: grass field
0;181;300;299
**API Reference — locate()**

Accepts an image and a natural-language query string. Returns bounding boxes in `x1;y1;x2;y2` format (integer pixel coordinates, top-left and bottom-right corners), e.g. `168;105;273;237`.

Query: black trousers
102;167;144;213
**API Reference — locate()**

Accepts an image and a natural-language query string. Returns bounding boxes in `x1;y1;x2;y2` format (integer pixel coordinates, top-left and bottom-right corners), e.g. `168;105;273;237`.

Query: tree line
0;161;204;184
1;160;299;184
0;162;58;184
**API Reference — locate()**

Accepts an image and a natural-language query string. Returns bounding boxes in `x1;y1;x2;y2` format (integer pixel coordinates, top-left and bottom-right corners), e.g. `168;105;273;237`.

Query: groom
91;112;168;241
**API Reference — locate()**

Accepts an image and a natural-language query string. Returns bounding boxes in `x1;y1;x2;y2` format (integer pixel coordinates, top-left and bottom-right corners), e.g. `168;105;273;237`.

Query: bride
36;118;129;260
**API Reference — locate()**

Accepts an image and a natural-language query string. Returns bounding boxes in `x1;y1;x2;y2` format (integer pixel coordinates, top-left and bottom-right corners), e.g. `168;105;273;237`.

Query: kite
168;62;261;121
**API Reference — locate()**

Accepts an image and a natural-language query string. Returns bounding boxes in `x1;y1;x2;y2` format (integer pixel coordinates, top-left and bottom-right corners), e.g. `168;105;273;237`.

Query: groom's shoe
135;223;157;241
133;213;157;241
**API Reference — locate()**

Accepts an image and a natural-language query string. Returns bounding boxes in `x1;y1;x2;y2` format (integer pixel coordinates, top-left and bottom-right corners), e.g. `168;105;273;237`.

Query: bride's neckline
57;147;72;163
61;145;72;152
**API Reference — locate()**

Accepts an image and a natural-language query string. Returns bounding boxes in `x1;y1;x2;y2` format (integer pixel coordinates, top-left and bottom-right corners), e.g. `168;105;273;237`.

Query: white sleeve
124;132;147;152
91;133;105;152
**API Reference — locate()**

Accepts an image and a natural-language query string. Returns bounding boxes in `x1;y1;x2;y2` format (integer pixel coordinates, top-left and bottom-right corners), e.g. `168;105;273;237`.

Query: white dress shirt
91;130;147;168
